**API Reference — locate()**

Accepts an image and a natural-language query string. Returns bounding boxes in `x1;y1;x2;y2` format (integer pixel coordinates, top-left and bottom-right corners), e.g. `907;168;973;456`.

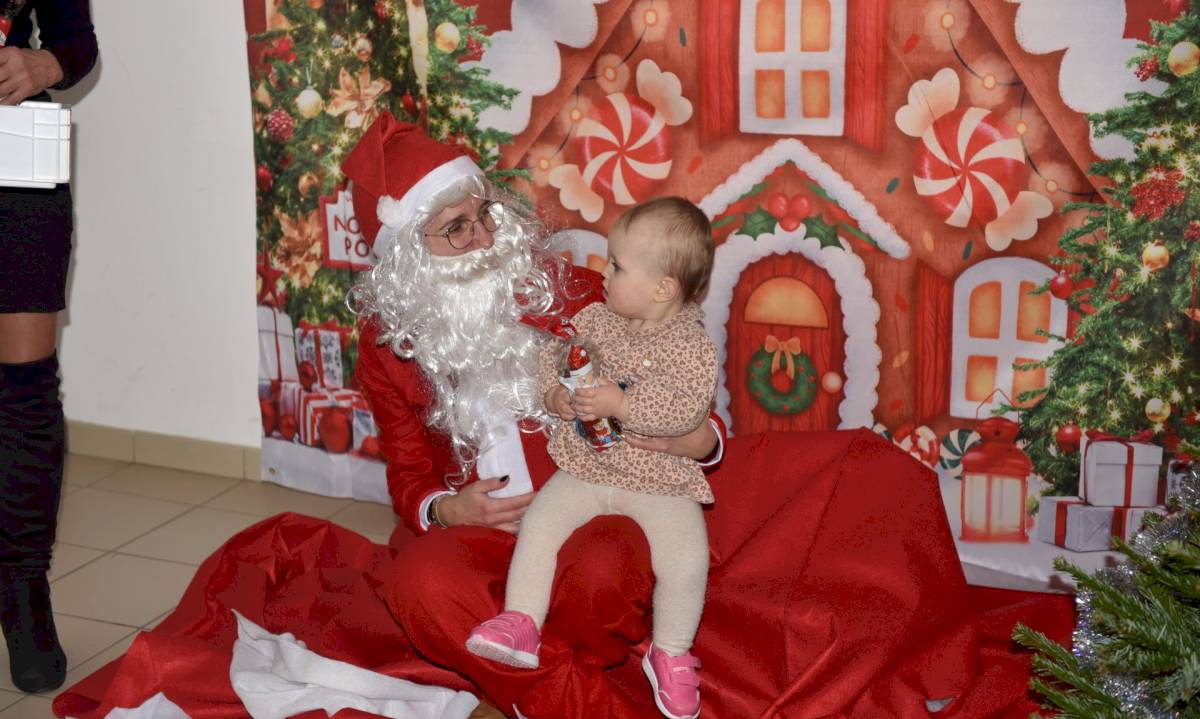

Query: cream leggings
505;470;709;656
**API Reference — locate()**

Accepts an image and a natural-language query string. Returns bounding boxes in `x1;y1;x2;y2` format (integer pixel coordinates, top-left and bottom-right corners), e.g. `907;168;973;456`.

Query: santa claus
345;114;723;717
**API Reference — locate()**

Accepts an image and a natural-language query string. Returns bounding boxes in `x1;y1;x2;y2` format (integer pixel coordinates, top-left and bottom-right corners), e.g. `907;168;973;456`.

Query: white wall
57;0;260;447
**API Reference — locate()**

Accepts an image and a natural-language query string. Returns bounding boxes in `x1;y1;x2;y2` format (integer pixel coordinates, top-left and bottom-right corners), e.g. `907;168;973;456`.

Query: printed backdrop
245;0;1200;592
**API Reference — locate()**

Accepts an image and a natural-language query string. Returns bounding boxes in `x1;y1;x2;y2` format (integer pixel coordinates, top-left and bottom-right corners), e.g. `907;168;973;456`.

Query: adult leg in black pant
0;313;67;693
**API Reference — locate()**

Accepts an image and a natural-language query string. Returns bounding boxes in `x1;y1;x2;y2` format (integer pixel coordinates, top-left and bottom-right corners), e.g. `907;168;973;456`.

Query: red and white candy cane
912;107;1027;228
575;92;672;206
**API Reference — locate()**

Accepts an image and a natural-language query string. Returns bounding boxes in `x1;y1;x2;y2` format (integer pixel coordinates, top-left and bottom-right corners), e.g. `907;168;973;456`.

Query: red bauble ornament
766;192;789;218
779;215;801;232
266;109;295;142
789;193;812;218
298;361;318;391
260;399;277;436
1186;221;1200;242
465;35;483;59
360;435;381;459
401;92;417;117
1055;421;1082;454
255;164;273;192
319;409;352;453
1049;271;1073;300
278;415;298;441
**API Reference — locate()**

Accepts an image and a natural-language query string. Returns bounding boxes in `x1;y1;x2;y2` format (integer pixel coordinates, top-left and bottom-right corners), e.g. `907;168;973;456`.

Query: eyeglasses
424;201;502;250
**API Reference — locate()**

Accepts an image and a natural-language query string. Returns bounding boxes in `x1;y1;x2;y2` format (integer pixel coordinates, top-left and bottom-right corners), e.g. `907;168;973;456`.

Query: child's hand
545;385;576;421
572;378;628;422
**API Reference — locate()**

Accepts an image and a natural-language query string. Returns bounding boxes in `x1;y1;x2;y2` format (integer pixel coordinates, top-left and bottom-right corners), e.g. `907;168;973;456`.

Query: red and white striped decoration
575;92;672;206
912;107;1026;228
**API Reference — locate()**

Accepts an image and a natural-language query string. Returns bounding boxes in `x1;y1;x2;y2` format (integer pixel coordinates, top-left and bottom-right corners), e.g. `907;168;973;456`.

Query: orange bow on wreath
764;335;804;378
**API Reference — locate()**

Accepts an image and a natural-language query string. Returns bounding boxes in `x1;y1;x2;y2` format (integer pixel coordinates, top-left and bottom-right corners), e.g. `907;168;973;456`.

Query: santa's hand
438;478;533;534
625;420;717;460
572;379;627;422
0;48;63;106
545;385;576;421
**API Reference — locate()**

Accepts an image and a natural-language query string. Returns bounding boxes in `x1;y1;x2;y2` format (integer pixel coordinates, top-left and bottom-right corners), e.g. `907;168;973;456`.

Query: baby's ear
656;276;680;303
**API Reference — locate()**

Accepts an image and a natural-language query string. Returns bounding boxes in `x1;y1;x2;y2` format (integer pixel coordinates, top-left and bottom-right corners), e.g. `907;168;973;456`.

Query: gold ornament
1167;40;1200;77
1145;397;1171;423
353;36;374;62
307;0;324;7
295;86;324;119
298;171;320;197
1141;239;1170;271
434;22;461;53
820;372;843;394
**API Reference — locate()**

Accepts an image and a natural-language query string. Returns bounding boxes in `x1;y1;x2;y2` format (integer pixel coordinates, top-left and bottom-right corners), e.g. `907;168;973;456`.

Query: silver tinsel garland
1070;462;1200;718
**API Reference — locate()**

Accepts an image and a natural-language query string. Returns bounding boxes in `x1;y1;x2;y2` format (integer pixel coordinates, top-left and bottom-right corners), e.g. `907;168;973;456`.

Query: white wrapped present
1037;496;1165;552
1079;432;1164;507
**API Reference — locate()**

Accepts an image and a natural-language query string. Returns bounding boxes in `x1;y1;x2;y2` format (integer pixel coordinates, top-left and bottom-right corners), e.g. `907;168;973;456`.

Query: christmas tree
1010;6;1200;716
1008;7;1200;497
251;0;517;378
1013;464;1200;717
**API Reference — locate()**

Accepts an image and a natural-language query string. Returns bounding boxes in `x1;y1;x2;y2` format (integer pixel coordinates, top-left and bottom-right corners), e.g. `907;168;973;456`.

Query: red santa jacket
356;264;725;535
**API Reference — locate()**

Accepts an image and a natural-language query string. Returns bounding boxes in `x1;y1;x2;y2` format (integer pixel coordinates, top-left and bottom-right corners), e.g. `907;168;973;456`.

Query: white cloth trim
697;417;725;468
478;419;535;498
376;156;483;236
418;490;457;532
229;611;479;719
96;692;189;719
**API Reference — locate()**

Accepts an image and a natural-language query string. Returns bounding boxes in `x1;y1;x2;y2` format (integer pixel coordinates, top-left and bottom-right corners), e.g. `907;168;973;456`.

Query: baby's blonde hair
611;197;714;303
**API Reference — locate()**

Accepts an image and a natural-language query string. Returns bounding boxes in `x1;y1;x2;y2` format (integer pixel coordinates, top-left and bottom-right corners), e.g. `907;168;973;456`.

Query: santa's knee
554;516;653;607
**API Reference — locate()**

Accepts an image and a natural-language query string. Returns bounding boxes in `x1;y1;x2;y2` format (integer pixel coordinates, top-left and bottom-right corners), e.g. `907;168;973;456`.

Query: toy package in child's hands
559;337;622;452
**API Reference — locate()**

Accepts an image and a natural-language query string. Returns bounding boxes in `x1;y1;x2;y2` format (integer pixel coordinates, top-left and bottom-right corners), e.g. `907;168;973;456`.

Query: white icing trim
696;138;910;259
700;230;881;434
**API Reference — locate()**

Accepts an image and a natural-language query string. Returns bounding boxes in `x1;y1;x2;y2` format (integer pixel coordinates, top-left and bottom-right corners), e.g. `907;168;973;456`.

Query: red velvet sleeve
356;321;445;534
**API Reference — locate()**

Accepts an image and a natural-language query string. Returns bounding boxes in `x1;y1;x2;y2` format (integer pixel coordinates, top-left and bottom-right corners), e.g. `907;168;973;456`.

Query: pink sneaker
465;611;541;669
642;644;701;719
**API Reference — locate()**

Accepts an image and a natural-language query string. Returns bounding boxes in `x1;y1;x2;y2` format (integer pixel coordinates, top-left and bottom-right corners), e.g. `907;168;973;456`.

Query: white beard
407;244;548;467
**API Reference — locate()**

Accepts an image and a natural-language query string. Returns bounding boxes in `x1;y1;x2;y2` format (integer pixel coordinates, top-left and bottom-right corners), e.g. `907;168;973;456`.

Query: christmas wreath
747;336;817;415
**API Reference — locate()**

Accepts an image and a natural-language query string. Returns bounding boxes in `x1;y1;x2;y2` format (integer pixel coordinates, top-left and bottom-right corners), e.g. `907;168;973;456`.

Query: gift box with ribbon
296;320;351;390
299;388;367;448
1037;496;1165;552
257;306;299;384
1078;430;1164;507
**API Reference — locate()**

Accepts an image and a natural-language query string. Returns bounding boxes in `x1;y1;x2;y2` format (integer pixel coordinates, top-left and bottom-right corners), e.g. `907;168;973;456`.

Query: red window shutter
844;0;888;151
699;0;741;142
915;262;953;423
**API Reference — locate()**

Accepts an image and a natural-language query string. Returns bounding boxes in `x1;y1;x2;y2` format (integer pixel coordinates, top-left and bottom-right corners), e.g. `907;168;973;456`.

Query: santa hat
341;112;483;256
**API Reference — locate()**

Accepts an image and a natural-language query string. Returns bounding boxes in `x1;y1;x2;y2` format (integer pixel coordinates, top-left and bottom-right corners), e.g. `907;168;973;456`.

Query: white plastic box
0;101;71;188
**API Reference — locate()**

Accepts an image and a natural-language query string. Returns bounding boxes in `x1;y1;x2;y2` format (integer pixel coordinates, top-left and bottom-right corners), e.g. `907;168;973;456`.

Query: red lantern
960;416;1032;543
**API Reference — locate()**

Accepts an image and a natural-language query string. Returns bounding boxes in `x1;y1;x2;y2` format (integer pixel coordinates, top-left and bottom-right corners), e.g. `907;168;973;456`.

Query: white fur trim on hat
376;155;484;231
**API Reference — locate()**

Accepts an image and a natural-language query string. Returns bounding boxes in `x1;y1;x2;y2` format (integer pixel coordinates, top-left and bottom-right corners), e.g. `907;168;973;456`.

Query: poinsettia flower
274;209;324;288
326;67;392;129
594;54;631;94
526;143;564;187
895;67;959;138
922;0;970;52
636;59;692;126
549;164;604;223
630;1;671;42
984;191;1053;251
963;52;1017;108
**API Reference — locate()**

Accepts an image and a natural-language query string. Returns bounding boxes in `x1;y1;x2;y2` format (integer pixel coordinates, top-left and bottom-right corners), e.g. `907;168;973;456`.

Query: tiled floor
0;454;398;717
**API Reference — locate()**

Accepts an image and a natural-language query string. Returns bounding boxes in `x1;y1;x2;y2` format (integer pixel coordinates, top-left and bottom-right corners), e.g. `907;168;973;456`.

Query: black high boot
0;354;67;693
